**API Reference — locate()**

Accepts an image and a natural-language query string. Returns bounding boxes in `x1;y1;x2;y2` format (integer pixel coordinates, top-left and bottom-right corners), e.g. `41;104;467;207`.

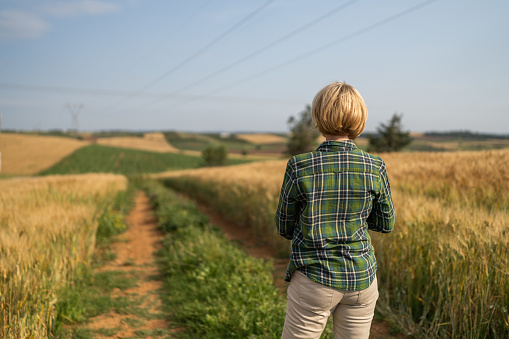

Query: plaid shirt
275;140;395;291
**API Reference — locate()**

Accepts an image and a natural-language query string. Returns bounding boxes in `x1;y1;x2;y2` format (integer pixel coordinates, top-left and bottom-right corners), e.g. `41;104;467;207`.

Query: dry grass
95;132;179;153
0;133;88;175
235;133;288;145
158;149;509;337
0;174;127;338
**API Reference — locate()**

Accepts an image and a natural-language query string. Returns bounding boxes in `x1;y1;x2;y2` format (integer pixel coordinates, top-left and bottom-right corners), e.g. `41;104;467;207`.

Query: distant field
406;136;509;151
235;133;288;144
0;133;88;175
96;132;179;153
164;131;252;151
40;144;251;176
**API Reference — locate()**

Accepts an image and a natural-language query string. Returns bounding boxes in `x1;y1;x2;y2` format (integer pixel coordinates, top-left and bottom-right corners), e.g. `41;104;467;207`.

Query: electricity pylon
66;104;84;137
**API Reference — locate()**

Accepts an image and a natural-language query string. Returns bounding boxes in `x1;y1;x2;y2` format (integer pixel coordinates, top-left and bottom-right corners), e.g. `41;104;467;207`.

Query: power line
173;0;359;94
102;0;276;114
131;0;359;112
0;82;303;104
112;0;210;81
139;0;276;91
115;0;360;115
170;0;440;108
0;83;166;97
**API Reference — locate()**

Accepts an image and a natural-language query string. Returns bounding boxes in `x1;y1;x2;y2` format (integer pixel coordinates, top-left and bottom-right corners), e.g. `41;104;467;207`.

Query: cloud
42;0;121;18
0;9;50;41
0;1;121;42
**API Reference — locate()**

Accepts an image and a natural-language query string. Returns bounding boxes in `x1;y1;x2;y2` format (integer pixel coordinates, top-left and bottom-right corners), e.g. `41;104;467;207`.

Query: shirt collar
316;140;357;152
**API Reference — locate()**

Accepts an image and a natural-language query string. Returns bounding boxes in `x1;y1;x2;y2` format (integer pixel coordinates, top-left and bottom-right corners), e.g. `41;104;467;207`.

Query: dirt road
82;191;173;338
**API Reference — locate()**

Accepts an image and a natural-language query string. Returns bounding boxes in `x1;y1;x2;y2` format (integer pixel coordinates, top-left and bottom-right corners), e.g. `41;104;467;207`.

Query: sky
0;0;508;134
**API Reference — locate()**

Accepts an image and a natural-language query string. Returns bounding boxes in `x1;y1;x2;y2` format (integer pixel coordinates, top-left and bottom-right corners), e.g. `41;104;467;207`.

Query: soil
196;202;407;339
82;191;174;338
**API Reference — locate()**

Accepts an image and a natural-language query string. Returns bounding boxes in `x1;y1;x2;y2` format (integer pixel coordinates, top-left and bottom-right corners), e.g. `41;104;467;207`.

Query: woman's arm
367;161;395;233
274;158;301;240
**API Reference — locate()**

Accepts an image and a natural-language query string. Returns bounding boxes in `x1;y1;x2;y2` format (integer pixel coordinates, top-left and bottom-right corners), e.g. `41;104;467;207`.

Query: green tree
202;145;227;166
287;105;321;156
368;113;412;152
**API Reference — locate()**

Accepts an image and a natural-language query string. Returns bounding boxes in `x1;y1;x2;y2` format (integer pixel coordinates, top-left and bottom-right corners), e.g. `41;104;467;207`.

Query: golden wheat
0;173;127;338
382;149;509;209
235;133;288;145
95;132;179;153
0;133;89;175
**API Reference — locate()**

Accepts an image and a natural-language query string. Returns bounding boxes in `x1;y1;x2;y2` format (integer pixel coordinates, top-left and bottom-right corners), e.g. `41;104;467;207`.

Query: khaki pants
282;271;378;339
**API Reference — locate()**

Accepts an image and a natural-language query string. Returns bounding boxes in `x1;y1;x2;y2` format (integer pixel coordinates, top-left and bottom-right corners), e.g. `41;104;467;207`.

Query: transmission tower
66;104;84;137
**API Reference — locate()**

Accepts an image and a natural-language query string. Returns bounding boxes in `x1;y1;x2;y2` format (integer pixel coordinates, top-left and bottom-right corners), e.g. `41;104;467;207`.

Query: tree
202;145;227;166
287;105;321;156
368;113;412;152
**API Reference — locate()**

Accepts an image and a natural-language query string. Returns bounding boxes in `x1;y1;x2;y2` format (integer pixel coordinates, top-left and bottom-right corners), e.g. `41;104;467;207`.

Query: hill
0;133;88;176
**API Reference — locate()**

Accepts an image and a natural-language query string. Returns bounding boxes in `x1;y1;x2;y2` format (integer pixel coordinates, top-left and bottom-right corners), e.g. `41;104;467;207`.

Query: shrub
202;145;227;166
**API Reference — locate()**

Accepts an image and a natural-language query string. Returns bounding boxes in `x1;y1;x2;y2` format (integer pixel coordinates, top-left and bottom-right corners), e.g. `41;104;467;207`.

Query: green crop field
40;144;251;176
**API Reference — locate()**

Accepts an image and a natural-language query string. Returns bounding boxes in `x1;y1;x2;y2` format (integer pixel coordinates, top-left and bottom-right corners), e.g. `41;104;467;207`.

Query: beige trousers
282;271;378;339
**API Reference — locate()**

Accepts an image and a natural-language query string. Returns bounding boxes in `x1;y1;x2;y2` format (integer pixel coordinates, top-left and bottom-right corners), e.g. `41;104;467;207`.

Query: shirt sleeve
274;158;301;240
367;160;395;233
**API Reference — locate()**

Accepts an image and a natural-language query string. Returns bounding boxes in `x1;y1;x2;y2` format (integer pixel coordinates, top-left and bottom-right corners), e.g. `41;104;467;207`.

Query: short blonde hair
312;82;367;140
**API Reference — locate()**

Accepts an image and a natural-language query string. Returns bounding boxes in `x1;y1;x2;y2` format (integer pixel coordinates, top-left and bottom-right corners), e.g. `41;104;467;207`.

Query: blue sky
0;0;508;134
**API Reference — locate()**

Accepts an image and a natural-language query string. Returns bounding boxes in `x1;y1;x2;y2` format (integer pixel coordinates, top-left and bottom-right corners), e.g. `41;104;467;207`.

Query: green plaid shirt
275;140;395;291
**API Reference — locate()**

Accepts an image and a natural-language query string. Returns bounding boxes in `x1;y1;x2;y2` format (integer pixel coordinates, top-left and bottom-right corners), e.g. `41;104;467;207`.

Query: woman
275;81;395;338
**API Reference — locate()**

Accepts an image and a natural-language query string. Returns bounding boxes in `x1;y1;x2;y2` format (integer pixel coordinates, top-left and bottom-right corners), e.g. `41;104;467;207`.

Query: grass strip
51;183;137;338
142;180;289;338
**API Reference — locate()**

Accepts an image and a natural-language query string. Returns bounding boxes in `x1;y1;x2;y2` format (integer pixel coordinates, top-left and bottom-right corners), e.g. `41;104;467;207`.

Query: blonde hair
312;82;367;140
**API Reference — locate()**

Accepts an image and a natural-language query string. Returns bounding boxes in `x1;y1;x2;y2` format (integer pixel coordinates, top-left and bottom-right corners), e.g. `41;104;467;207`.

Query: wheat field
157;149;509;338
95;132;179;153
0;133;89;175
235;133;288;144
0;173;127;338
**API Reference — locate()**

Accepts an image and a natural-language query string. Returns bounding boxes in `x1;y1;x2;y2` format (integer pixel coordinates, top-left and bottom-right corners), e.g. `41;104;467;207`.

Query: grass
54;269;139;328
40;144;251;176
157;149;509;338
142;180;295;338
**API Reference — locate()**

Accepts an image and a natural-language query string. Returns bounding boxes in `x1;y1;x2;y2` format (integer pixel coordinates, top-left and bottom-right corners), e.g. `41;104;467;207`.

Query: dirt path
196;202;406;339
83;191;173;338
